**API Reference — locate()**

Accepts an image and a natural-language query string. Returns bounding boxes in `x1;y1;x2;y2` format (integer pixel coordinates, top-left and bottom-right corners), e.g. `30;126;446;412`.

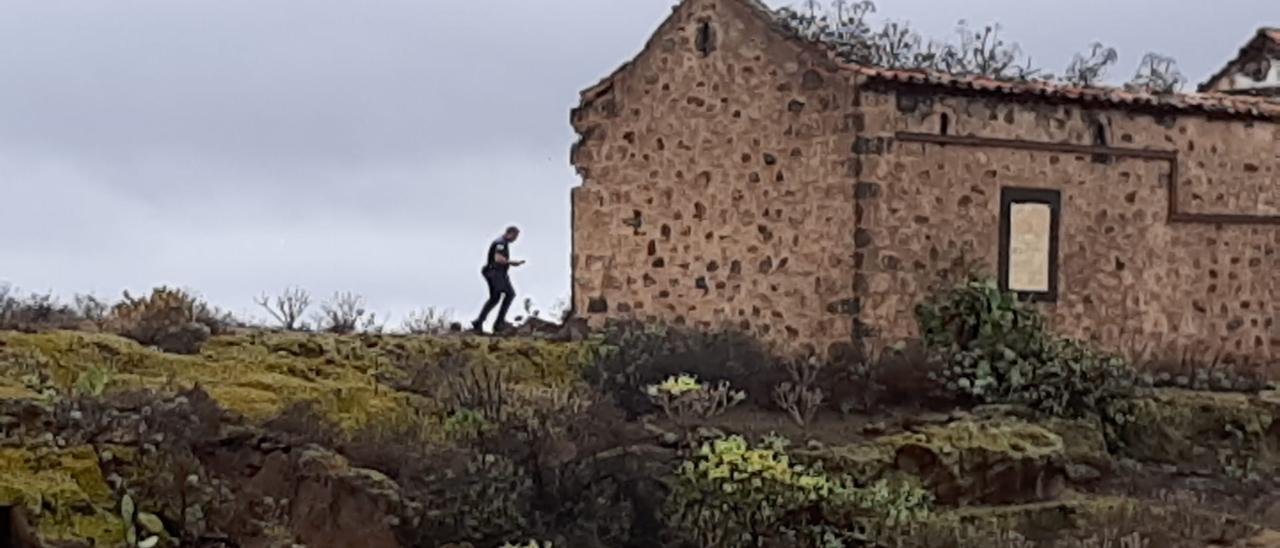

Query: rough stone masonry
569;0;1280;365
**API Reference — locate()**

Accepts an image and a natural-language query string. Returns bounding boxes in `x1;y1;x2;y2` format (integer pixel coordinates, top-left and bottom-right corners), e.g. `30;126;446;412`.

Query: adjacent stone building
569;0;1280;363
1201;28;1280;97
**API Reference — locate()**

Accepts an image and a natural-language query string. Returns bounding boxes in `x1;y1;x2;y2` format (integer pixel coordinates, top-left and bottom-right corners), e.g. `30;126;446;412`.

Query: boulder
803;418;1067;505
0;446;125;546
277;446;406;548
1111;389;1280;473
153;322;212;355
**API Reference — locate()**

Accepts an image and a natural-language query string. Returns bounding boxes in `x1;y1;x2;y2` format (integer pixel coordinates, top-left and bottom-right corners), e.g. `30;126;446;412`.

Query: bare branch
255;287;312;330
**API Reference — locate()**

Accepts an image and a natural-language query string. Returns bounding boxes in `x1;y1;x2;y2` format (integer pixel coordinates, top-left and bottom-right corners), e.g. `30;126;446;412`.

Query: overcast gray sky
1;0;1274;326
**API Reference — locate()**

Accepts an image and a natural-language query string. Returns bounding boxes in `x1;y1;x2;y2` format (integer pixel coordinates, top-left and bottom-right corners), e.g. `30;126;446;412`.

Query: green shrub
666;435;931;547
443;408;496;442
0;284;92;332
915;277;1135;418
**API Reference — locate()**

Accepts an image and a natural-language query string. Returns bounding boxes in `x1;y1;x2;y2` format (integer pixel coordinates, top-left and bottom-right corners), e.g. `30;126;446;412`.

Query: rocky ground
3;328;1280;548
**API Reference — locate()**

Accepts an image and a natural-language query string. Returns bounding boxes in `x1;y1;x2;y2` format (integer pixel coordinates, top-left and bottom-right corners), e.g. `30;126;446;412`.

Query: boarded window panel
999;188;1061;302
1008;203;1052;292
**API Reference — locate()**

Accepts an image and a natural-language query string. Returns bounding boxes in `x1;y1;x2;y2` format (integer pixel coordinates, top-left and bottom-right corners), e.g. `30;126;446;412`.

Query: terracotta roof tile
846;64;1280;120
731;0;1280;118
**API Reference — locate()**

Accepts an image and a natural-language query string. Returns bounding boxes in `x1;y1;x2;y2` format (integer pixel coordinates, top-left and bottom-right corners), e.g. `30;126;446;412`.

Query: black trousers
476;268;515;327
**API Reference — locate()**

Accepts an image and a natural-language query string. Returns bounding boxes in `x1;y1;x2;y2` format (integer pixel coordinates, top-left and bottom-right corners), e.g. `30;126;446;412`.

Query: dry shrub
588;320;785;417
254;287;312;331
262;400;341;448
342;407;440;482
1129;341;1269;393
772;357;825;426
402;307;454;335
314;291;378;334
0;284;93;332
105;287;231;354
828;342;943;414
445;362;510;424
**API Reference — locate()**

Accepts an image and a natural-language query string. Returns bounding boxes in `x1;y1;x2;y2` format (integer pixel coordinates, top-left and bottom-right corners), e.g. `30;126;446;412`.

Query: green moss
895;495;1258;546
0;378;36;400
1112;389;1279;471
0;330;602;431
803;419;1066;505
1041;416;1110;467
948;495;1135;528
0;446;125;545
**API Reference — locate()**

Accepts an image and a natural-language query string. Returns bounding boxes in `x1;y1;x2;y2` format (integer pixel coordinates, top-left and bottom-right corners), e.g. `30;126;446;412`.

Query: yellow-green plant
74;365;114;397
443;408;495;442
120;493;163;548
645;374;746;423
666;435;931;547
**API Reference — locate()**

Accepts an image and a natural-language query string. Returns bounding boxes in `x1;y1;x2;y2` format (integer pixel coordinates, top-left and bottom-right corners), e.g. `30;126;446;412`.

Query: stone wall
572;0;1280;364
853;84;1280;364
570;0;863;356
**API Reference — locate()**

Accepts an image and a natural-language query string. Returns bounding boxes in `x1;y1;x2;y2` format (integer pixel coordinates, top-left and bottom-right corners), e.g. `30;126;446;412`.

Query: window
695;21;717;56
999;187;1061;302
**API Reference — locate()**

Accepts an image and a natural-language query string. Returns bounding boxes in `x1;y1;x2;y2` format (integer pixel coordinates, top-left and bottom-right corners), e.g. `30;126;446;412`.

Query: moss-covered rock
802;419;1067;505
0;445;125;545
899;496;1260;547
0;330;602;432
1110;389;1280;475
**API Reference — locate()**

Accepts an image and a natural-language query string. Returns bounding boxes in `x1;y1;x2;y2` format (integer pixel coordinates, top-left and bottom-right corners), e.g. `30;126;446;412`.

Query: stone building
569;0;1280;363
1201;28;1280;97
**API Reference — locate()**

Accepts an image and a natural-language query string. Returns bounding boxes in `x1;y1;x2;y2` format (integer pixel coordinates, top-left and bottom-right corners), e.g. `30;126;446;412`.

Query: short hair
505;225;521;234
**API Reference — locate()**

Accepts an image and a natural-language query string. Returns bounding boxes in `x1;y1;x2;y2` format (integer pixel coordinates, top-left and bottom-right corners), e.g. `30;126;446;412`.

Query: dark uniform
473;236;516;330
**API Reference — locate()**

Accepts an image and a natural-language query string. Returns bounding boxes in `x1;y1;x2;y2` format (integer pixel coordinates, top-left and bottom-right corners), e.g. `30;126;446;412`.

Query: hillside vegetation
1;280;1279;548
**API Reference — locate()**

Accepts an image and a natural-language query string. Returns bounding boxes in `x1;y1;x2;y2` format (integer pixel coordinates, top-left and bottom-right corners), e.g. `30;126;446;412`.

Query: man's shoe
470;320;484;333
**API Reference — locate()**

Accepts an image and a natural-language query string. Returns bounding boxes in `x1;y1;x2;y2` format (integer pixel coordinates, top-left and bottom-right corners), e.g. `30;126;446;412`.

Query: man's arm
492;245;524;266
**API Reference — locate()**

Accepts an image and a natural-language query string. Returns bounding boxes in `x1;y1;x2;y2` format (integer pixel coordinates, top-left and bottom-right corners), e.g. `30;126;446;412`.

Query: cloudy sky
1;0;1274;327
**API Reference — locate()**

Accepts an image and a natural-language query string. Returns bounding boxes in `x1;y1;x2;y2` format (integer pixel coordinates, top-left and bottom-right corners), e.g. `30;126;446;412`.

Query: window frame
998;187;1062;303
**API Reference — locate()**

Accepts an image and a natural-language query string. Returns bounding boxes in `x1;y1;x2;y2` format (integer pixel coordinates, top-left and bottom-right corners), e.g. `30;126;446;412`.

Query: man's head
503;226;521;242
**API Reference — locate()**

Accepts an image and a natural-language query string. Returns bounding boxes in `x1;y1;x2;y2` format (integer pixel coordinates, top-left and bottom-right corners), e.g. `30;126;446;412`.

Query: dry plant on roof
1127;53;1186;94
1064;42;1119;87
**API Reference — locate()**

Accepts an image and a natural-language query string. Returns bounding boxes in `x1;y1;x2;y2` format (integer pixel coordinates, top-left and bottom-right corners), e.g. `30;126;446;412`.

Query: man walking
472;226;524;333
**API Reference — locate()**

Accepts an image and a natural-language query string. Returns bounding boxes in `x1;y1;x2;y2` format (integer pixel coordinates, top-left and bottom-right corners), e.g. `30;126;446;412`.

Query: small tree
255;287;312;330
1064;42;1119;87
1127;53;1185;94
